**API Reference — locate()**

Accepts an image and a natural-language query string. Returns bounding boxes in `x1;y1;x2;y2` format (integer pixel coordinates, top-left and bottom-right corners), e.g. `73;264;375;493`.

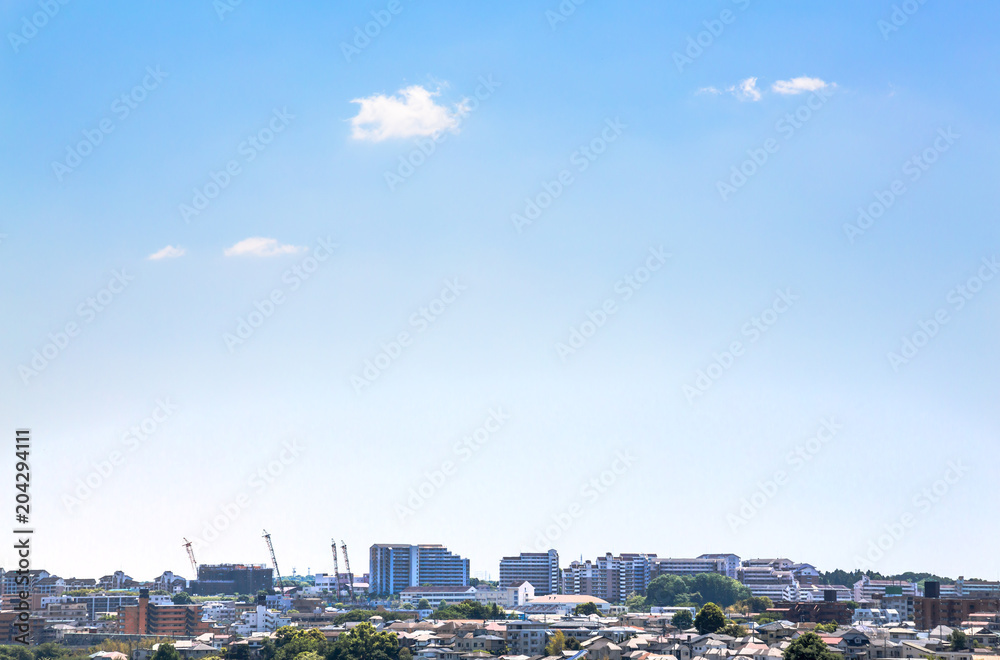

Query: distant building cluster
4;545;1000;660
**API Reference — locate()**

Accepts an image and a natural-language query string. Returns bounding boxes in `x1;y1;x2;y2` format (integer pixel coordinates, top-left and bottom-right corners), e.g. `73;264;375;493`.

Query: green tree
398;649;412;660
0;646;34;660
334;610;414;625
294;653;322;660
152;644;182;660
33;643;70;659
950;630;969;651
416;599;430;610
755;612;781;625
272;628;328;660
330;622;400;660
782;633;840;660
645;575;688;607
694;603;727;635
433;600;506;620
625;593;648;612
574;602;599;616
737;596;773;614
689;574;751;609
719;622;748;638
671;610;694;630
545;631;566;656
565;637;581;651
171;592;193;605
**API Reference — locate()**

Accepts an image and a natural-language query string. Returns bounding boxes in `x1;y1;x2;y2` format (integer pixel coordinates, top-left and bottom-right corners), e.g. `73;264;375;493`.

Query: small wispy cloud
148;245;186;260
350;85;467;142
700;76;834;101
730;77;762;102
771;76;833;95
224;237;304;257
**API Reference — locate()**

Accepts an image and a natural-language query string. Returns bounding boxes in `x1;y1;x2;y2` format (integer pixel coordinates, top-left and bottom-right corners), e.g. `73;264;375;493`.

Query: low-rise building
505;619;548;656
400;586;478;606
231;596;291;636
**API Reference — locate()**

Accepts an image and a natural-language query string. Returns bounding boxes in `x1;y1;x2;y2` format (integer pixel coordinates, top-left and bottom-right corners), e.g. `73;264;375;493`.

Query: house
454;632;506;654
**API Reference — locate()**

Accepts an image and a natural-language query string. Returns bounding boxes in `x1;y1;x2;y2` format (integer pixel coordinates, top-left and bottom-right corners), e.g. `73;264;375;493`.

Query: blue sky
2;0;999;583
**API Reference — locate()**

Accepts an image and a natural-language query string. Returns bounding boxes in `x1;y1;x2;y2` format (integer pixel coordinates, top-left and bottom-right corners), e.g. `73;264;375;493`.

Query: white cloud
349;85;467;142
730;77;762;102
148;245;186;260
771;76;832;95
223;237;304;257
697;86;723;95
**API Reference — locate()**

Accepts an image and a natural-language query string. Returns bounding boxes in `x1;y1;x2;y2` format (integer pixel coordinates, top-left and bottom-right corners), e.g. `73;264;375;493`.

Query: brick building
119;589;212;637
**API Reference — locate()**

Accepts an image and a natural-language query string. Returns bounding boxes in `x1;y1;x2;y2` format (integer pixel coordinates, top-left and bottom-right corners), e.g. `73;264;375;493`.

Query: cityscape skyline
9;542;996;589
4;0;999;608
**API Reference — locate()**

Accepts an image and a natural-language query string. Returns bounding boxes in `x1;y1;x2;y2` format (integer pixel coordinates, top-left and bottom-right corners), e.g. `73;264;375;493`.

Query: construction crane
262;529;284;594
340;540;355;601
331;539;342;598
182;537;198;577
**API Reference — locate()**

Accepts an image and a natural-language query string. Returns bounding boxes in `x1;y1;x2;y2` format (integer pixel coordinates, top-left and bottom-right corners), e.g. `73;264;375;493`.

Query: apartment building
400;585;477;606
231;595;290;635
697;554;741;579
561;553;655;602
737;563;798;601
941;577;1000;598
40;602;89;624
652;557;727;578
190;564;273;596
791;563;820;587
914;596;1000;629
499;550;559;595
799;584;854;603
119;589;212;636
369;544;470;594
40;593;148;622
505;620;548;656
475;582;535;608
0;569;50;596
854;576;920;602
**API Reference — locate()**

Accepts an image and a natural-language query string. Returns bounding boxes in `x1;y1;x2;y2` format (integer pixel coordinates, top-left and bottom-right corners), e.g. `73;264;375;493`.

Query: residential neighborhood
4;547;998;660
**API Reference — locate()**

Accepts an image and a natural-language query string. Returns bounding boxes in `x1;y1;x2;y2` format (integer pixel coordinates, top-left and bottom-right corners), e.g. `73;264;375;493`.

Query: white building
798;585;854;602
200;601;236;622
853;576;919;602
853;608;902;626
941;577;1000;598
738;563;799;601
231;600;291;636
474;581;535;607
697;554;742;580
653;557;728;578
400;585;478;606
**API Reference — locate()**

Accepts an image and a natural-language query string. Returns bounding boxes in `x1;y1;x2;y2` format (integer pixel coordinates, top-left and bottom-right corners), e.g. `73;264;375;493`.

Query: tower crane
331;538;342;598
340;540;355;601
262;529;284;594
182;537;199;577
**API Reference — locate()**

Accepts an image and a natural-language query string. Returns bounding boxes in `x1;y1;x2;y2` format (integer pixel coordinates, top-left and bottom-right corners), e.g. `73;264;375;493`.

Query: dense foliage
782;633;840;660
645;574;750;608
432;600;506;620
694;602;727;634
258;623;401;660
818;569;952;587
